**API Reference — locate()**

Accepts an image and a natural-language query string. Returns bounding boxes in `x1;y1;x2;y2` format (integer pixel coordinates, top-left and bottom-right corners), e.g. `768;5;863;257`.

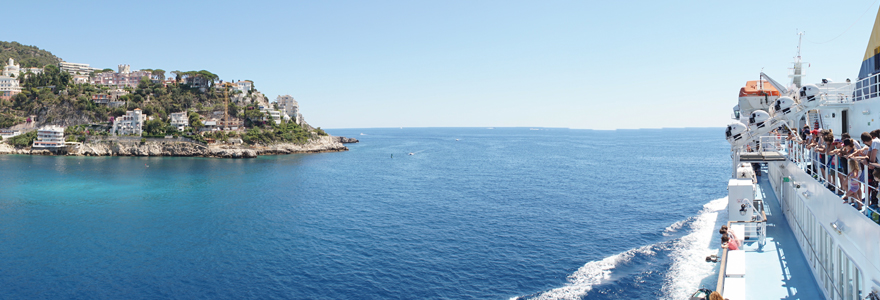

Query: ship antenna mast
790;31;807;89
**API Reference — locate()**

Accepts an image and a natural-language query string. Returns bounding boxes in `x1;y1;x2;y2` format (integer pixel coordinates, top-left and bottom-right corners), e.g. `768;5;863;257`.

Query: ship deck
732;170;822;299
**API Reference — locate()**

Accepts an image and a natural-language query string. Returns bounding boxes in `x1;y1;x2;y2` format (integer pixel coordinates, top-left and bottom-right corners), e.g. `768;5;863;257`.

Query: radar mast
790;32;807;89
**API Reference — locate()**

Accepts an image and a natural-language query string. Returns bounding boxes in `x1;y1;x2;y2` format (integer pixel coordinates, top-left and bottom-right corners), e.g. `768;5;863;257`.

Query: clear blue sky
6;0;880;129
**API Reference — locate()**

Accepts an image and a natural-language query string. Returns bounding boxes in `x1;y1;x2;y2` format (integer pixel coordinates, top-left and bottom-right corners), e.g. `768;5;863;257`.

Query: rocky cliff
0;135;350;158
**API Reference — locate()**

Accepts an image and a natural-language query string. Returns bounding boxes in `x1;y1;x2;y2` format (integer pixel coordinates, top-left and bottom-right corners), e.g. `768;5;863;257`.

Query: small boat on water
408;152;414;156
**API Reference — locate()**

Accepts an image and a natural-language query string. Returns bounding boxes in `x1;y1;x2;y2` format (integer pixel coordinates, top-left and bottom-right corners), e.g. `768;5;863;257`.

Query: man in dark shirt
800;124;810;141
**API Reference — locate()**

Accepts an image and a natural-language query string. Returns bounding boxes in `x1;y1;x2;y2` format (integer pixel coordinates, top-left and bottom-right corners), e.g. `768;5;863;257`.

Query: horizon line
322;126;724;130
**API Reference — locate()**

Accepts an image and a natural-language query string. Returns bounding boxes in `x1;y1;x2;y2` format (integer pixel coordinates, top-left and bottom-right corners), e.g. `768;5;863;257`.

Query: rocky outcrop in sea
334;136;359;143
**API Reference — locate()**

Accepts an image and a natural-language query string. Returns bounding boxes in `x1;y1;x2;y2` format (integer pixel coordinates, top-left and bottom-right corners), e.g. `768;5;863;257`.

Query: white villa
112;108;145;136
170;112;188;131
234;80;253;93
259;107;285;125
4;58;42;79
0;129;21;139
32;125;66;148
276;95;301;125
59;61;99;76
0;75;21;100
3;58;19;77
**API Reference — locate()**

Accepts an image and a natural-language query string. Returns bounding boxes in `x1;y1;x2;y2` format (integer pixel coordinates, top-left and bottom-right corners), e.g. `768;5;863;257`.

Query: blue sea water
0;127;730;299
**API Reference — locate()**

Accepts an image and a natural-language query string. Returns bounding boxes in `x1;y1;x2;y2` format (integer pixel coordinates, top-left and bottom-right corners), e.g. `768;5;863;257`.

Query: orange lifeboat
739;80;780;97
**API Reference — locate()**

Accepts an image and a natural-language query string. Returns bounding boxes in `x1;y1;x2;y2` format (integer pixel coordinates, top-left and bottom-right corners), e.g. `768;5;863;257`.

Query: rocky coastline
0;135;357;158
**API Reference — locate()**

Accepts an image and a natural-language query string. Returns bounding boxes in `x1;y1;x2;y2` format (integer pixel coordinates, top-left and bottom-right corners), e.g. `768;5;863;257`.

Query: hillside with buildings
0;41;351;157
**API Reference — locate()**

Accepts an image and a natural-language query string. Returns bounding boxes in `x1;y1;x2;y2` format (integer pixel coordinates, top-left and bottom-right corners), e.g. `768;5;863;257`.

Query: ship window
824;228;834;295
853;261;862;300
839;248;845;299
838;248;863;300
875;47;880;71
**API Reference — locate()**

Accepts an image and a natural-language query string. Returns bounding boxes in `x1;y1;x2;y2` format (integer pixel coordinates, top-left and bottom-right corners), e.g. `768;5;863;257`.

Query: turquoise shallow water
0;128;730;299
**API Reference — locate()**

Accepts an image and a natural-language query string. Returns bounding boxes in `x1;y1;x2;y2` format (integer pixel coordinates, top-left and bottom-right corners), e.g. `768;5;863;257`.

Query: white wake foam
513;197;728;300
660;197;728;300
662;219;688;237
521;244;656;300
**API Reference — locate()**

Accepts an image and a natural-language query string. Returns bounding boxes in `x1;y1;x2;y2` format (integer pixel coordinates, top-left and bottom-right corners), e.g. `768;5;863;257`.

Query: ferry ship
712;8;880;300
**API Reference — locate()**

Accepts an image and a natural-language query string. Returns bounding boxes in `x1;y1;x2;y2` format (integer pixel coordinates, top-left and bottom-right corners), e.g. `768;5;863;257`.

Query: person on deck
830;139;849;194
814;131;830;185
800;125;810;142
720;225;742;246
846;159;863;210
722;234;739;250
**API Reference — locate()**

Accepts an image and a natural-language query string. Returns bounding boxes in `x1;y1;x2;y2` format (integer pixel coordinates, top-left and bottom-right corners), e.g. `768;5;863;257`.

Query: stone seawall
0;135;349;158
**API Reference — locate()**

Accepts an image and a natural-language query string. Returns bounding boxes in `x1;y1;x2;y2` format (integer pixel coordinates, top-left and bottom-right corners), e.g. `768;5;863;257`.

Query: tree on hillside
152;69;165;81
188;111;203;130
228;103;239;118
22;64;70;88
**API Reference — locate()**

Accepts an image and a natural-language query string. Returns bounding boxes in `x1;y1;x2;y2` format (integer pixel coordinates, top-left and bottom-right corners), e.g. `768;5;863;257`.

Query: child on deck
846;160;863;210
722;234;739;250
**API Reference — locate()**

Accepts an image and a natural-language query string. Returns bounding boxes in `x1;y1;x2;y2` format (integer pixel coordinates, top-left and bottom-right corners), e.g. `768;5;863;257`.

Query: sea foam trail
515;197;727;300
660;197;728;300
519;244;657;300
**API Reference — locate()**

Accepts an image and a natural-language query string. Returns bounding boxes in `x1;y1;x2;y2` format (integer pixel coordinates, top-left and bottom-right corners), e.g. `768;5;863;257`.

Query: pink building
92;69;152;89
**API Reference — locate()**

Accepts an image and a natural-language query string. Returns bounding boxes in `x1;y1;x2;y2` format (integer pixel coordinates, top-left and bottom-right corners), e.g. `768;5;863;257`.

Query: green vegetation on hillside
0;41;61;69
0;42;326;146
8;131;36;147
21;64;70;87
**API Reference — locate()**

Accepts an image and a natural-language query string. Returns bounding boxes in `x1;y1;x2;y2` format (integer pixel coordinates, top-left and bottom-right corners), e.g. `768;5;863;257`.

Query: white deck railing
779;138;880;219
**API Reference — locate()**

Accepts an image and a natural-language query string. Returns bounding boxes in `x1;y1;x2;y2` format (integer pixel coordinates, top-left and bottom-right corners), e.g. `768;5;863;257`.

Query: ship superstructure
714;8;880;300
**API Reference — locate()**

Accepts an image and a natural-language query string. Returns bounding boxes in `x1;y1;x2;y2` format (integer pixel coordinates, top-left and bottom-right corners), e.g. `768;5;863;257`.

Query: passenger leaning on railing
721;234;739;250
826;130;836;185
719;225;742;246
868;129;880;206
830;137;842;190
813;130;832;185
852;132;876;205
846;160;863;209
800;124;810;142
806;130;820;175
842;133;860;149
830;138;849;194
840;138;857;167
